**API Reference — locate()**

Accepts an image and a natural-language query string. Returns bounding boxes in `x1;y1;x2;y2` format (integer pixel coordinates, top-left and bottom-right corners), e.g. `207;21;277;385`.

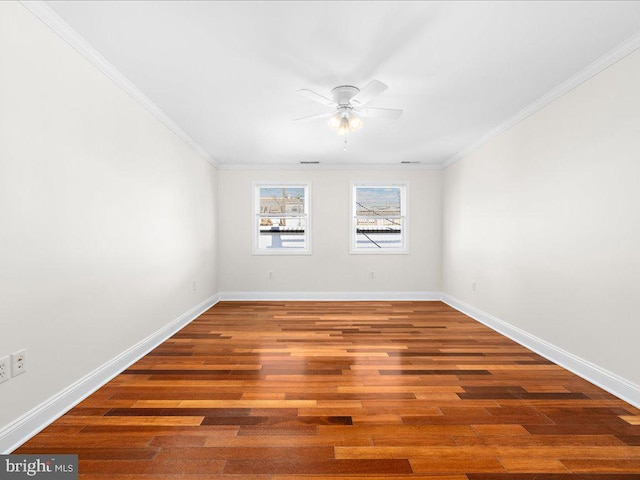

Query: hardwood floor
15;301;640;478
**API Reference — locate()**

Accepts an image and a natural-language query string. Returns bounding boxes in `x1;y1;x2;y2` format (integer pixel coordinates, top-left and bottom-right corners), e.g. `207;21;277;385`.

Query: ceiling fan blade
297;89;336;107
357;107;403;120
351;79;388;106
293;112;334;122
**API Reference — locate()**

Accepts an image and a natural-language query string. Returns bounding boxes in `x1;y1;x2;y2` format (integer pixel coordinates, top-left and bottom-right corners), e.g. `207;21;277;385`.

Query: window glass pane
259;187;305;215
355;217;403;249
258;216;307;250
355;187;401;216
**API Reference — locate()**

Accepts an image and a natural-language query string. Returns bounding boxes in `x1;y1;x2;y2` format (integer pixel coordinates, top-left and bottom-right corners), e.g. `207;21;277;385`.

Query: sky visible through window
260;187;305;200
356;187;401;215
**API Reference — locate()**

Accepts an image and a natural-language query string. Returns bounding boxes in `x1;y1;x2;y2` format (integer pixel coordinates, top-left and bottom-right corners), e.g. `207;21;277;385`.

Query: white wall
0;1;217;436
218;169;441;296
443;47;640;386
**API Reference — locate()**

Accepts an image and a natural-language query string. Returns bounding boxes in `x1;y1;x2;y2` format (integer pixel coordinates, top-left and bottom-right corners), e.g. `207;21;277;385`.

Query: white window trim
252;181;312;255
349;181;409;255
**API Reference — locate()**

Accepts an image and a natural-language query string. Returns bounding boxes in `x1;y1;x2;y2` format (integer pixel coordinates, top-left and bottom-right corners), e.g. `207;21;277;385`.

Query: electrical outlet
0;356;9;384
192;280;197;292
268;271;274;280
11;349;27;377
369;271;375;279
472;281;477;291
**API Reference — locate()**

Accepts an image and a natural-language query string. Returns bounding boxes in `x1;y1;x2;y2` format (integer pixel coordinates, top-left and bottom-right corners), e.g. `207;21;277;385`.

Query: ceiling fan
294;80;402;148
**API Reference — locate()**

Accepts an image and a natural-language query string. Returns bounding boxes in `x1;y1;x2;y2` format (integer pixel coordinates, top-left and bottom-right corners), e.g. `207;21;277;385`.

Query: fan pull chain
343;132;348;151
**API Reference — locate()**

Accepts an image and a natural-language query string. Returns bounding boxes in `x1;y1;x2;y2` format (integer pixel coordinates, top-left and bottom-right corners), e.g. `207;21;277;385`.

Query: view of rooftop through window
259;187;305;214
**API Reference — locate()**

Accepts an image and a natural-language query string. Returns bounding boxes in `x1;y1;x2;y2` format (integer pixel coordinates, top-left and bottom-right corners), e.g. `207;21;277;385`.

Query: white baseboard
4;291;638;453
442;294;640;409
0;294;219;453
218;291;443;301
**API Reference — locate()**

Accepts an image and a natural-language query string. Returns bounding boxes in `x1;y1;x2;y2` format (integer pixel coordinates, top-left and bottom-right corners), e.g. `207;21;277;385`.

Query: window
351;182;408;254
253;183;310;254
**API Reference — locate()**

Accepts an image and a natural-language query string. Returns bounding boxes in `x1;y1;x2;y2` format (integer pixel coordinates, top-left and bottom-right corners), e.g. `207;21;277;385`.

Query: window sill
252;250;312;256
349;249;409;255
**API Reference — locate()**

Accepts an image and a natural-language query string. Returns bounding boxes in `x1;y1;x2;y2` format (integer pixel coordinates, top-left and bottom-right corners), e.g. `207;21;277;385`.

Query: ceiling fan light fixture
327;112;342;129
348;113;363;131
332;110;363;135
337;116;350;136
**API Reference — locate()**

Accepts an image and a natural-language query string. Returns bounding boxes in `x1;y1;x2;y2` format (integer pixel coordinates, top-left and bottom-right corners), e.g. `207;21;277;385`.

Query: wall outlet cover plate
11;349;27;377
0;356;9;384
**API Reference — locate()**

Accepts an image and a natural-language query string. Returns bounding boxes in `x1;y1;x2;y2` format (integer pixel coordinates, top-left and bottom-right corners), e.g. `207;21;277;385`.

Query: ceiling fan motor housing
331;85;360;106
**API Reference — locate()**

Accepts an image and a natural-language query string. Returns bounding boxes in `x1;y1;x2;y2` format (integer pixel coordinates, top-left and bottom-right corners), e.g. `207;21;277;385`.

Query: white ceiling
44;1;640;167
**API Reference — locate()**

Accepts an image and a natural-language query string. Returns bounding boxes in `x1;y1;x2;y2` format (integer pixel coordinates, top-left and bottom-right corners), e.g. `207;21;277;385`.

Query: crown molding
20;1;218;168
442;30;640;169
217;162;442;171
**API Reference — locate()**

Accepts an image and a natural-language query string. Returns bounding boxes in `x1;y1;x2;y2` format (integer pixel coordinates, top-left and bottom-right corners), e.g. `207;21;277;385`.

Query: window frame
349;181;409;255
252;181;312;255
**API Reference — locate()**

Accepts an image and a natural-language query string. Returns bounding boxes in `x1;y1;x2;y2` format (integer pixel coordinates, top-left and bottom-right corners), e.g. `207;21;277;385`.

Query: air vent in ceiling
400;161;421;164
300;161;320;164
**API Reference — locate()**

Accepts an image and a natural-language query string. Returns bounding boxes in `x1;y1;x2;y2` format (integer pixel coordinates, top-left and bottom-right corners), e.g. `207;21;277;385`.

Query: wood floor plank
54;416;204;426
496;456;570;473
223;458;413;474
410;456;507;473
13;301;640;478
560;459;640;473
